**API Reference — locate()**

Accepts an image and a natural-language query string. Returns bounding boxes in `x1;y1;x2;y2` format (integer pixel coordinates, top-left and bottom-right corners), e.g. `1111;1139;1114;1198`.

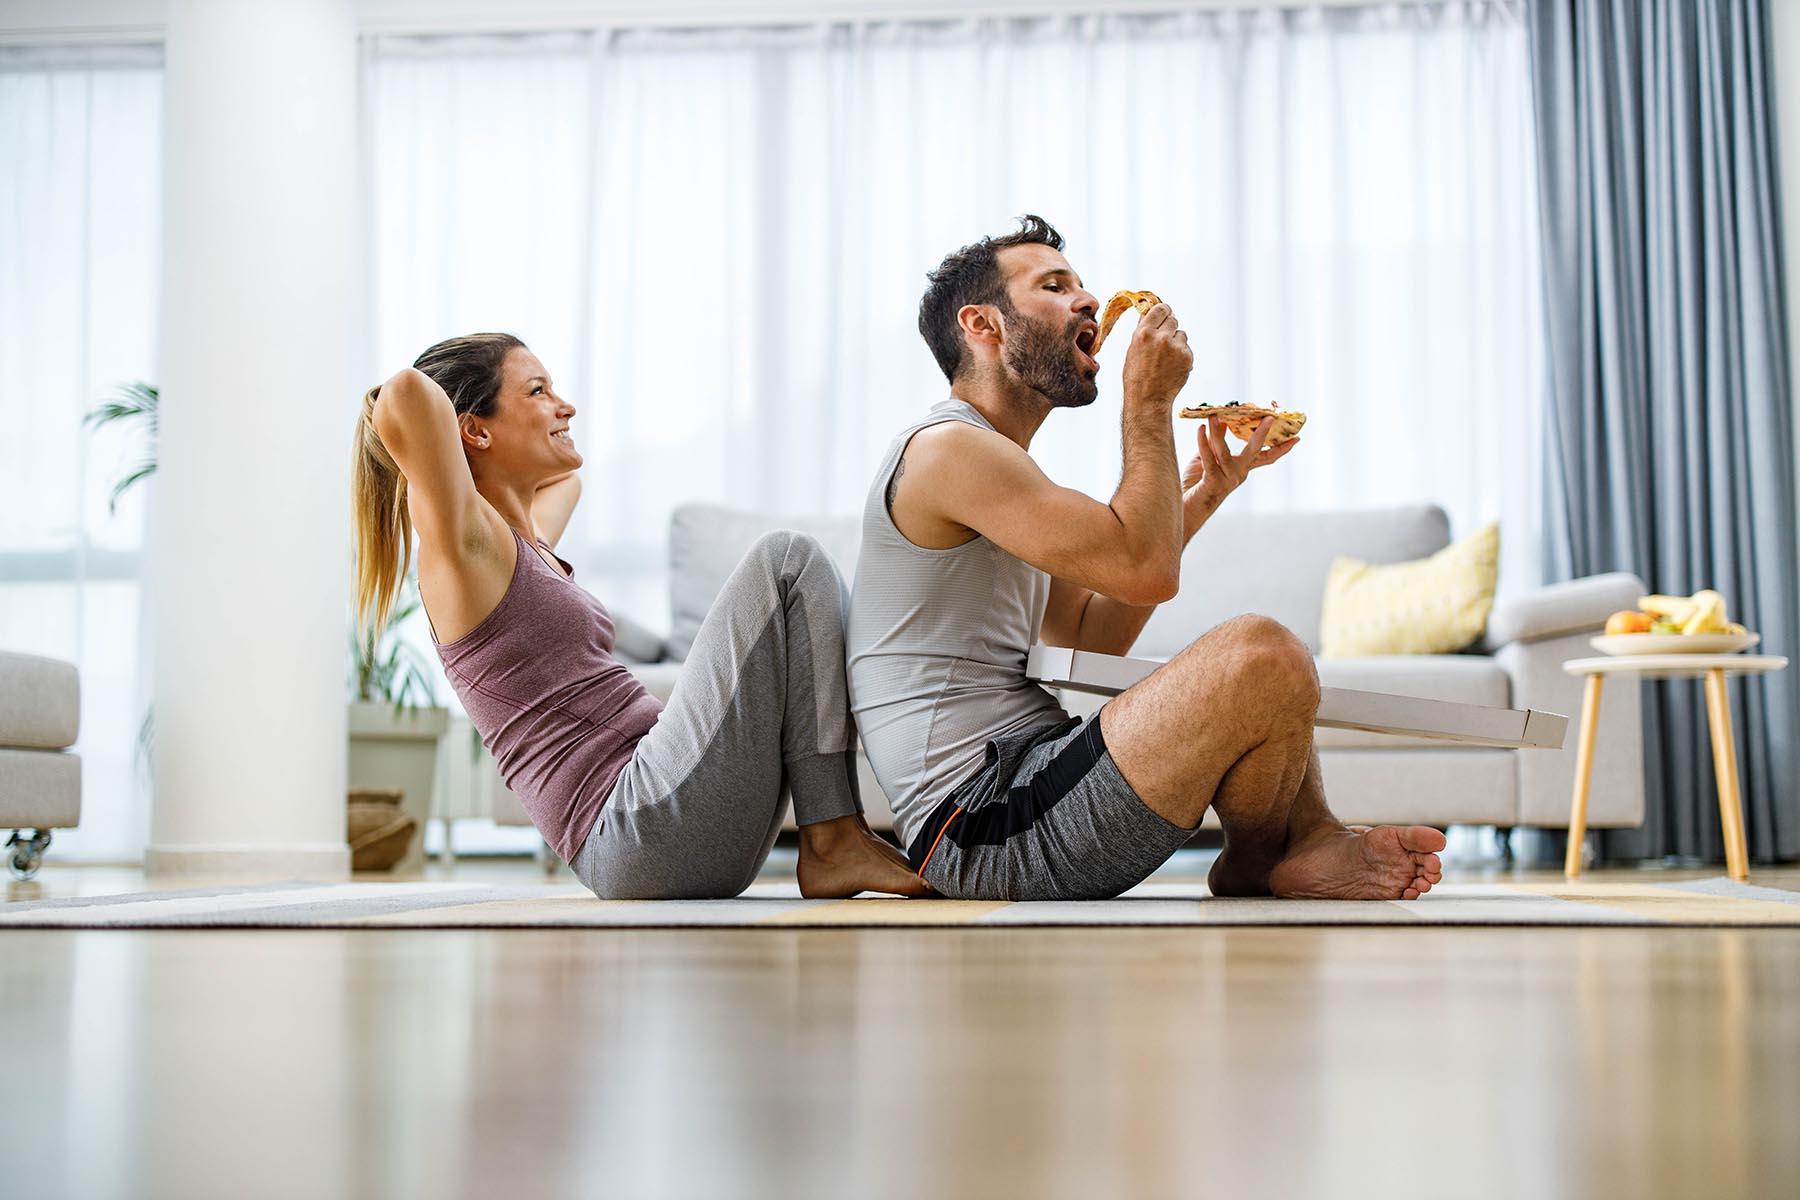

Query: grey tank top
846;398;1068;845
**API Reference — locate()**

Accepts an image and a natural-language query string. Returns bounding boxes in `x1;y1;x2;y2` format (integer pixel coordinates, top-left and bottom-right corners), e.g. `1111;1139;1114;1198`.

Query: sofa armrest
1484;572;1645;649
610;611;668;665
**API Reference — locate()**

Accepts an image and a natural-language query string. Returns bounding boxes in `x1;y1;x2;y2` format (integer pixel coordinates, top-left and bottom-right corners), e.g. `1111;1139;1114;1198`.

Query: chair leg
1565;674;1605;879
1703;669;1751;882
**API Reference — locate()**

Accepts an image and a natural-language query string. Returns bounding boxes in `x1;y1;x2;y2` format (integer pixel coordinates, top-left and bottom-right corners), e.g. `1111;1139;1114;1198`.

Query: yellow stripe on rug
756;898;1011;926
1502;881;1800;925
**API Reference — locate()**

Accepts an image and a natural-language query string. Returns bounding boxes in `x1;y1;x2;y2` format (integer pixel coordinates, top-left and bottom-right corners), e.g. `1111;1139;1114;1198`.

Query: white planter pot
347;702;449;873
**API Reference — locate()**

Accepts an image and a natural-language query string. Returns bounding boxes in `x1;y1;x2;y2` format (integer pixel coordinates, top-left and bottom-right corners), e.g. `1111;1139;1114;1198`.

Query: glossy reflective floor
5;861;1798;1200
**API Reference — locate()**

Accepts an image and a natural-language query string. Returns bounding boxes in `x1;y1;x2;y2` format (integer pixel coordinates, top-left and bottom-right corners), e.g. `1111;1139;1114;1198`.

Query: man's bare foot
796;815;936;898
1267;824;1446;900
1207;847;1279;897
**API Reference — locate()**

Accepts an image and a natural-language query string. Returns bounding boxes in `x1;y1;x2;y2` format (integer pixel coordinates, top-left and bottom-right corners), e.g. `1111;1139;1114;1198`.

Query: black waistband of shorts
905;714;1104;873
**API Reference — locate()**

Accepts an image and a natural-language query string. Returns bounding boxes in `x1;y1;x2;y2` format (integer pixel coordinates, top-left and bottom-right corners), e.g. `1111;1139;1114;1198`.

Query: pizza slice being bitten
1180;403;1307;447
1088;289;1162;357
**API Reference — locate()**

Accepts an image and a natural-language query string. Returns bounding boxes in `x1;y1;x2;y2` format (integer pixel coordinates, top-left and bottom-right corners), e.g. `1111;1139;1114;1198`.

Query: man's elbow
1116;566;1180;607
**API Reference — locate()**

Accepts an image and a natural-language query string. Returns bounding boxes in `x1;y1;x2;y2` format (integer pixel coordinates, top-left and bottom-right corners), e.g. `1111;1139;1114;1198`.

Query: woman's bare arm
370;367;486;555
532;471;582;549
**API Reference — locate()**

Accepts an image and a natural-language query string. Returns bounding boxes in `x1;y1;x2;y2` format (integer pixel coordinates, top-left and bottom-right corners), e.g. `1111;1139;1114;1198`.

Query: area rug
3;877;1798;929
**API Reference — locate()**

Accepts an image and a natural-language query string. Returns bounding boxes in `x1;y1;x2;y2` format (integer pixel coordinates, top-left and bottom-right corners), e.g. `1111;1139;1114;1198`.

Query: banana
1639;594;1696;622
1681;589;1729;635
1641;589;1738;636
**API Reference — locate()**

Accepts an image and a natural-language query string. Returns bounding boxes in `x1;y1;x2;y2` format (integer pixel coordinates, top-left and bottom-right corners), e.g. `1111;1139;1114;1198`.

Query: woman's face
468;347;582;482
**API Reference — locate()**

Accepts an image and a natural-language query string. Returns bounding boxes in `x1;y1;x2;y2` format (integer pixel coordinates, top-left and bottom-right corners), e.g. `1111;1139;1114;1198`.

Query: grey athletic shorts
903;712;1193;901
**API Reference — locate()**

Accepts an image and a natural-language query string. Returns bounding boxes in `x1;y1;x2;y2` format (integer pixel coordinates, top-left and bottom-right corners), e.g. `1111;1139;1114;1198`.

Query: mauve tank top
432;527;663;861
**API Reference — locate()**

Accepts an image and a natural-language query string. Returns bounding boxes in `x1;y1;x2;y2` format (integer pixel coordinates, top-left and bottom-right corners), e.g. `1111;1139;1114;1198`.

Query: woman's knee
746;530;831;577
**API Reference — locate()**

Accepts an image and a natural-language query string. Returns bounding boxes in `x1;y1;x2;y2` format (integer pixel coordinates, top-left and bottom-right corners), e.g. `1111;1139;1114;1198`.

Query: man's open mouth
1073;325;1099;371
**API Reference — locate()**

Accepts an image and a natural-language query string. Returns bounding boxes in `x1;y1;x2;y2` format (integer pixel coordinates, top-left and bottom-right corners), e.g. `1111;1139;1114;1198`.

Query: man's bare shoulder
889;421;1023;549
903;418;1022;476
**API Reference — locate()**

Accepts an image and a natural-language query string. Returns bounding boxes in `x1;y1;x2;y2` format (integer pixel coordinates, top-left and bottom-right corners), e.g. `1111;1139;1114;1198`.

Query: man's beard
1002;309;1098;409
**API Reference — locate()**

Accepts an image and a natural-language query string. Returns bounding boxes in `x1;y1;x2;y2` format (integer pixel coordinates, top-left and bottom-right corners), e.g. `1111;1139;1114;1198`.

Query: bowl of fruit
1593;589;1758;655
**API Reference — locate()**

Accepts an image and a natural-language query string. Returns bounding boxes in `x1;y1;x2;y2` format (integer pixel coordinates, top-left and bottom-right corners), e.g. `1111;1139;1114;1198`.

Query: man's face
995;244;1101;409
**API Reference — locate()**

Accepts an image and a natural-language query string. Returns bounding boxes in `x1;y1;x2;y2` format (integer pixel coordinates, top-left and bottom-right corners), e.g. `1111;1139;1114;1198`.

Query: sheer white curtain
0;45;163;861
367;2;1544;631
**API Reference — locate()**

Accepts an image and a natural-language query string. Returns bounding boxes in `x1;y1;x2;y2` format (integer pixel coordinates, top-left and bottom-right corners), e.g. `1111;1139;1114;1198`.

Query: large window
0;45;163;861
367;3;1544;633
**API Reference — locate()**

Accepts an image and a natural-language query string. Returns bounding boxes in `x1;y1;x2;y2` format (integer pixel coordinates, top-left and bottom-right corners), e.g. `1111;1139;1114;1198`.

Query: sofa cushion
1314;654;1511;749
1135;506;1451;658
0;652;80;750
667;504;861;661
1314;748;1516;825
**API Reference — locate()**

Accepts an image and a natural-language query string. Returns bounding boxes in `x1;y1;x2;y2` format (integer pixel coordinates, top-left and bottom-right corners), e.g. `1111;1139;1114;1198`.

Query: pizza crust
1180;404;1307;447
1089;289;1162;357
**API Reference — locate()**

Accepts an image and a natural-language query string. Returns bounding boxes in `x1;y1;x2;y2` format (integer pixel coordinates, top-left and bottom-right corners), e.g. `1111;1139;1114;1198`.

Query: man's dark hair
918;214;1065;383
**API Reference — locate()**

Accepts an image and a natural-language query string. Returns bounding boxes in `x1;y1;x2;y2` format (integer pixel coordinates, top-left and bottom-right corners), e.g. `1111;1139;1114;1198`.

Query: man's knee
1209;614;1319;706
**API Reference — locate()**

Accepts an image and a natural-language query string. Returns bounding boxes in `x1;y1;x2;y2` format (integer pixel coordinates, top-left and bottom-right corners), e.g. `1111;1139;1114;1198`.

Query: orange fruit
1605;610;1654;636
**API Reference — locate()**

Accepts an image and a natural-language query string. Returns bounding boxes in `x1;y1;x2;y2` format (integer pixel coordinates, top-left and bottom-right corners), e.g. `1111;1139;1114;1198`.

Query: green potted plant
86;381;160;513
86;383;159;765
347;580;448;873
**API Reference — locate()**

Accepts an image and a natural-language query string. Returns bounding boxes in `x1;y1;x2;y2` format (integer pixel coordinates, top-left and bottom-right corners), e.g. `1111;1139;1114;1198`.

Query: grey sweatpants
571;531;863;899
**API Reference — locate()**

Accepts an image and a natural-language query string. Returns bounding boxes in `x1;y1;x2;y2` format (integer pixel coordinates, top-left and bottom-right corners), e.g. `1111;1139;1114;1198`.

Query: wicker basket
347;787;419;872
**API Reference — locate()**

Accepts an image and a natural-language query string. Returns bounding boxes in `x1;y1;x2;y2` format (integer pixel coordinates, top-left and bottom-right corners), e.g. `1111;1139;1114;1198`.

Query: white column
147;0;356;878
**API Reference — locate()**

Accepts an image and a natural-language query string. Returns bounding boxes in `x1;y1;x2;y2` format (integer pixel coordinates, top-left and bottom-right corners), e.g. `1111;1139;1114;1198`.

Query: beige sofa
610;503;1645;836
0;651;82;878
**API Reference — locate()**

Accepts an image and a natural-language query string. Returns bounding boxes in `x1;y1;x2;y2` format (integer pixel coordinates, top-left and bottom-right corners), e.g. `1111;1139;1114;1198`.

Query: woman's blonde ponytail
351;385;412;639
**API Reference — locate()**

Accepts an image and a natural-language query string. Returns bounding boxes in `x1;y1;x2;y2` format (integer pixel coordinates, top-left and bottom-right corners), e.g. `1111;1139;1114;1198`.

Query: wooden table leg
1703;668;1751;882
1565;673;1605;879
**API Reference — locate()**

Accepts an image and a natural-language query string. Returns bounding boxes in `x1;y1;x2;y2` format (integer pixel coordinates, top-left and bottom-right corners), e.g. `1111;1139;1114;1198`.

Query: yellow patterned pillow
1320;523;1499;656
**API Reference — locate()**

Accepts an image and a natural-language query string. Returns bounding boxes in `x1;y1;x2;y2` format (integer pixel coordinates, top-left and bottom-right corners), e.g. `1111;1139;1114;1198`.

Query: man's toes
1400;825;1448;853
1418;852;1441;875
1402;886;1420;900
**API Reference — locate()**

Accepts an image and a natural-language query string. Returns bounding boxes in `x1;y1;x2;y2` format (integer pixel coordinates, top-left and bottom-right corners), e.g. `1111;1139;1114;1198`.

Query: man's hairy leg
1101;614;1325;895
1202;722;1321;897
1101;615;1446;900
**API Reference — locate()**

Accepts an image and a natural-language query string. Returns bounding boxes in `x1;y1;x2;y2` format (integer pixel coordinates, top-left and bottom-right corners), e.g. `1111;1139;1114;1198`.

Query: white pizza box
1027;644;1568;751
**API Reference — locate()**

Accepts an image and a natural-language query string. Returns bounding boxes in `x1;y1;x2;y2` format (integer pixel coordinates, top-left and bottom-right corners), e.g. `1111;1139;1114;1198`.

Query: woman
353;333;928;899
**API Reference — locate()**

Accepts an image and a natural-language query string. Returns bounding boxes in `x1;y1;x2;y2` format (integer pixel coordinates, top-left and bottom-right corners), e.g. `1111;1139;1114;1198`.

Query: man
846;215;1446;901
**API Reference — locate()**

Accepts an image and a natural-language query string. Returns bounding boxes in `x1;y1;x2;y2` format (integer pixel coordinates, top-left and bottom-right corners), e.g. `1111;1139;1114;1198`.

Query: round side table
1561;653;1788;881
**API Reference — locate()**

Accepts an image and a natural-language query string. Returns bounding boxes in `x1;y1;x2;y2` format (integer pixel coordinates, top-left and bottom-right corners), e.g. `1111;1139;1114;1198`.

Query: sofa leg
1494;827;1515;865
7;829;52;881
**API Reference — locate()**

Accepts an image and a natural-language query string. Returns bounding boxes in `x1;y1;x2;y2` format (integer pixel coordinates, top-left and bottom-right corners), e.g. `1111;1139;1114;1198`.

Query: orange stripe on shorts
916;806;964;877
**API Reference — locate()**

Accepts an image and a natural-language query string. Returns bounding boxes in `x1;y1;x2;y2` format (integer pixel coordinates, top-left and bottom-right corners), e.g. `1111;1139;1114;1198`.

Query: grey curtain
1527;0;1799;862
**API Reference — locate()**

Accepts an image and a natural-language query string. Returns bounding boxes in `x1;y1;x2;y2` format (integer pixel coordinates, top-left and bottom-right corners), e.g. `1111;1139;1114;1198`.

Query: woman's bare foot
1267;824;1446;900
796;815;936;898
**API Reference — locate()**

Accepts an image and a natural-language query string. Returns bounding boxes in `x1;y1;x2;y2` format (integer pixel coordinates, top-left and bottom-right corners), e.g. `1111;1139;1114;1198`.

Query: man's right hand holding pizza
1120;302;1194;416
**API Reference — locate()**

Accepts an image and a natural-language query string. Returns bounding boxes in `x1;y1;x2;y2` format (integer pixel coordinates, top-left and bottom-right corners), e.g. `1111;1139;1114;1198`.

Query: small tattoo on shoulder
886;456;906;508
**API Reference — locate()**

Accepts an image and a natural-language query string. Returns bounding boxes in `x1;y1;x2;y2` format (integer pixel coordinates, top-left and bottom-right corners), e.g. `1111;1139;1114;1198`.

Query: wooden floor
4;860;1799;1200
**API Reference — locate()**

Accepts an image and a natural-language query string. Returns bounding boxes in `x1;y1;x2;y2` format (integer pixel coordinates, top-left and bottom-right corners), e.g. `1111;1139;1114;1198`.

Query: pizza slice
1180;403;1307;447
1088;289;1162;357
